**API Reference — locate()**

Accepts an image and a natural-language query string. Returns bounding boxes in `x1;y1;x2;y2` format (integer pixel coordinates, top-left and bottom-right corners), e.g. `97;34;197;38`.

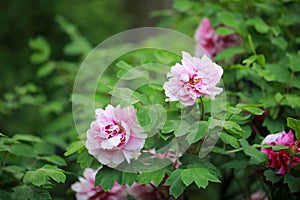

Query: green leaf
224;121;245;136
262;118;285;133
24;171;47;187
287;53;300;72
154;50;178;64
37;62;55;78
287;117;300;141
39;164;66;183
284;174;300;193
271;36;287;50
29;36;51;64
220;132;240;148
221;159;248;172
3;165;25;179
13;134;41;143
77;149;93;169
64;140;84;156
95;166;121;191
227;106;242;115
173;0;191;12
215;27;235;36
240;139;266;164
164;169;186;199
181;168;220;189
10;144;37;158
39;155;67;166
161;120;180;133
263;169;282;184
214;47;244;62
12;185;51;200
247;17;269;33
138;169;165;186
186;121;209;144
116;60;133;71
272;145;290;153
241;106;264;115
121;172;138;186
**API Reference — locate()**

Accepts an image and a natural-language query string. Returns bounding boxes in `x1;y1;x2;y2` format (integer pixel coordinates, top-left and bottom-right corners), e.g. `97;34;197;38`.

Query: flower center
189;76;202;85
105;124;121;138
103;124;126;148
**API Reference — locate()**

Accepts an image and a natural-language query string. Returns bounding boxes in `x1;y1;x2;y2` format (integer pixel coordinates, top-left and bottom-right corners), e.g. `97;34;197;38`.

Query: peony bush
1;0;300;200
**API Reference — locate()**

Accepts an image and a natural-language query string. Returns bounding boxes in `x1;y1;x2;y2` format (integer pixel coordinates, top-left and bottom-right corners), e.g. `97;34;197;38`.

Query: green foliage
138;169;166;186
287;117;300;141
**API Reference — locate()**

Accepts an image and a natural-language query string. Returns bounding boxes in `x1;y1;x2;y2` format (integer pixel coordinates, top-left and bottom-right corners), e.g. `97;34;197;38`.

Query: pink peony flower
127;183;162;200
163;51;223;106
86;105;147;168
261;130;300;175
143;149;182;169
71;168;127;200
194;17;241;58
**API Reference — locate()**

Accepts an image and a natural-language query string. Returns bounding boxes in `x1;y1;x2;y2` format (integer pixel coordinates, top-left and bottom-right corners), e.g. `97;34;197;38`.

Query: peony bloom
163;51;223;106
71;168;127;200
194;17;241;58
127;183;162;200
86;105;147;168
261;130;300;175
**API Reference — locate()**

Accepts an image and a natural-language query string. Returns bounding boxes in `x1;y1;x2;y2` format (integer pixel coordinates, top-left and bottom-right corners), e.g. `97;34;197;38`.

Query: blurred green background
0;0;171;134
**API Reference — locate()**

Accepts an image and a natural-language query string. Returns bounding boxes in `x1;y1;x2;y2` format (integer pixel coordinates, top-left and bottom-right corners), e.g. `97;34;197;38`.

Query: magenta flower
261;130;300;175
163;51;223;106
194;17;241;58
86;105;147;168
71;168;127;200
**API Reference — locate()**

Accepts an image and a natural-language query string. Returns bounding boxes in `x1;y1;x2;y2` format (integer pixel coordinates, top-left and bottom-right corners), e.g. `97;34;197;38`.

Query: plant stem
199;97;204;121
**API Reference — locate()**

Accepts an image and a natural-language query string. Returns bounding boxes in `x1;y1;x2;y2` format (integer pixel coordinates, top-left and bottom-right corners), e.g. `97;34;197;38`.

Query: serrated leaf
164;169;185;199
220;132;240;148
64;140;84;156
121;172;138;186
23;171;47;186
138;169;165;186
39;164;66;183
240;139;266;164
39;155;67;166
95;166;121;191
12;185;51;200
263;169;282;184
287;117;300;141
77;149;93;169
262;118;285;133
181;168;220;188
284;174;300;193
